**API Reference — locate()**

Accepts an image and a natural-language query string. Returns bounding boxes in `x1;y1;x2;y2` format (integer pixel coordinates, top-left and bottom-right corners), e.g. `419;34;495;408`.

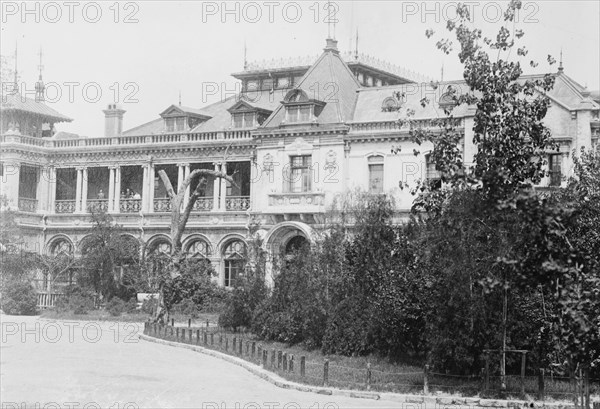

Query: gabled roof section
227;99;272;115
0;93;72;122
159;104;212;120
262;39;361;128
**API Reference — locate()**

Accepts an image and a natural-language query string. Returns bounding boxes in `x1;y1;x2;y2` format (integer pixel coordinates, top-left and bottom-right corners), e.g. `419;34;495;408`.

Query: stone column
183;164;191;208
148;164;155;213
212;162;221;211
141;164;150;212
75;167;83;212
220;162;228;211
177;163;185;194
114;166;121;213
47;166;56;214
108;166;116;212
1;161;20;210
81;167;89;213
36;166;45;213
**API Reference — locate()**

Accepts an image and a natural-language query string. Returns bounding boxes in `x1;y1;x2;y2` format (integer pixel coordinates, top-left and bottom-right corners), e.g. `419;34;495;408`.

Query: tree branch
158;170;176;200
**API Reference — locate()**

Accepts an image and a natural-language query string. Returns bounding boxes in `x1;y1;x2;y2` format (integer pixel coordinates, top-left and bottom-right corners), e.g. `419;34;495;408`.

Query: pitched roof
262;45;361;127
0;93;72;122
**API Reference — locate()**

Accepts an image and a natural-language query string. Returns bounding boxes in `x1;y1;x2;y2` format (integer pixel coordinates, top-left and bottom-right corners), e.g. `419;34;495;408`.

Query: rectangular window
175;117;187;131
165;118;175;132
232;112;255;128
286;105;312;123
224;260;242;287
368;156;384;193
549;154;562;187
289;155;312;193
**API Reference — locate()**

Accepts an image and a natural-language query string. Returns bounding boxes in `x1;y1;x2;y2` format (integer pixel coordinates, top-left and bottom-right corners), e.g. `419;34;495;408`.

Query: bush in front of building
54;285;96;315
105;297;137;317
1;280;38;315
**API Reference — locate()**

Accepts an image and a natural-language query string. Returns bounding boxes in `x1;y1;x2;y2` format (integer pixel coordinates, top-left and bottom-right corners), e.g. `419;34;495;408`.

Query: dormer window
232;112;255;128
166;117;187;132
227;100;272;129
282;89;325;124
160;105;212;133
286;105;312;123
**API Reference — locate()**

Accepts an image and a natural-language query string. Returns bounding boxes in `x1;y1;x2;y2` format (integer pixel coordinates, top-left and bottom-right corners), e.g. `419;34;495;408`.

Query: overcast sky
1;0;599;137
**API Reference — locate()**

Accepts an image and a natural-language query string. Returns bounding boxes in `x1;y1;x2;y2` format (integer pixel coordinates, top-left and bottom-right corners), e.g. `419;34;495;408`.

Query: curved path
1;315;401;408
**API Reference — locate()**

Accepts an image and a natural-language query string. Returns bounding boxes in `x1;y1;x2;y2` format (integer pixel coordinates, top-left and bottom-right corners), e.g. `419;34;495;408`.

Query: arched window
187;240;211;259
285;235;309;255
223;240;246;287
50;239;73;257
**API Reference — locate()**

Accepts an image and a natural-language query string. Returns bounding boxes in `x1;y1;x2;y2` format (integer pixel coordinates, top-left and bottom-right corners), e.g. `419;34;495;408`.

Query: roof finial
441;63;444;82
35;47;46;102
243;40;248;70
327;0;332;39
13;41;19;93
354;28;359;60
178;90;182;106
558;48;564;72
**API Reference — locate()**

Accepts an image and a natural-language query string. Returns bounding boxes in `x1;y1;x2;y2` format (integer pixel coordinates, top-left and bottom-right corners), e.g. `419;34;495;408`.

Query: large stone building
1;38;599;295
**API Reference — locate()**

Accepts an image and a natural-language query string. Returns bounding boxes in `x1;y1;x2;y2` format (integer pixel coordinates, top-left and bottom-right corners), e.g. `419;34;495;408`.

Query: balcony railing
153;198;172;212
268;192;325;207
225;196;251;211
18;198;38;212
120;198;142;213
1;130;253;149
192;197;214;211
55;200;76;213
87;199;109;213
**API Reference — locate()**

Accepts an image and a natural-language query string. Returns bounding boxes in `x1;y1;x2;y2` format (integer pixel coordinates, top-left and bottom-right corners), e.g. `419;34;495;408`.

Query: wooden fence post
203;331;208;345
277;351;282;369
520;352;526;397
171;318;174;327
246;341;250;356
188;318;191;328
176;327;179;340
252;342;256;358
271;349;275;368
485;353;490;392
323;359;329;387
210;333;214;346
300;356;306;377
170;326;174;337
289;354;294;372
262;349;267;368
188;329;192;342
584;367;590;409
206;319;209;328
538;368;545;401
238;338;243;355
424;364;430;395
233;337;237;352
367;363;372;391
283;353;288;371
225;337;228;351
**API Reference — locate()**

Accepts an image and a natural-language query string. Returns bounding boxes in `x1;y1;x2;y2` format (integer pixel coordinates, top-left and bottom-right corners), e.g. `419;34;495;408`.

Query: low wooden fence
142;321;600;407
37;292;66;309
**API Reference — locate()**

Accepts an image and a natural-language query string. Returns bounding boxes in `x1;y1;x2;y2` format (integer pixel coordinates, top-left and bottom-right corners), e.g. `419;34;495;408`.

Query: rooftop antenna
327;0;332;39
243;40;248;70
558;48;564;72
178;90;182;106
38;47;44;78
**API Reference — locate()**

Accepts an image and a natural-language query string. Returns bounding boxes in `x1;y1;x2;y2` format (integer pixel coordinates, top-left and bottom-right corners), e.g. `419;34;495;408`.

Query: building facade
1;38;599;292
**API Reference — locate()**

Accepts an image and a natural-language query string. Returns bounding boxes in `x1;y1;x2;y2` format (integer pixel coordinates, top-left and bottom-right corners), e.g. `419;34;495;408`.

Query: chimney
324;38;339;54
103;104;126;137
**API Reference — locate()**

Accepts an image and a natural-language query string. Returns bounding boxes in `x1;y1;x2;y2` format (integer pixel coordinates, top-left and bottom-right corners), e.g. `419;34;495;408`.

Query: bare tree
153;157;237;322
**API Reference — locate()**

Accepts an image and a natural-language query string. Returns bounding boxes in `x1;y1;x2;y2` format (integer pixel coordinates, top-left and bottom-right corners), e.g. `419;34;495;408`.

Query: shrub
141;296;158;315
54;285;96;315
0;281;38;315
105;297;136;316
172;298;199;318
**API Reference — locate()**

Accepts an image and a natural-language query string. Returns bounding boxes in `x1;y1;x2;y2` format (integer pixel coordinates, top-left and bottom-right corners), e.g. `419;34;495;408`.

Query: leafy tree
78;211;140;301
